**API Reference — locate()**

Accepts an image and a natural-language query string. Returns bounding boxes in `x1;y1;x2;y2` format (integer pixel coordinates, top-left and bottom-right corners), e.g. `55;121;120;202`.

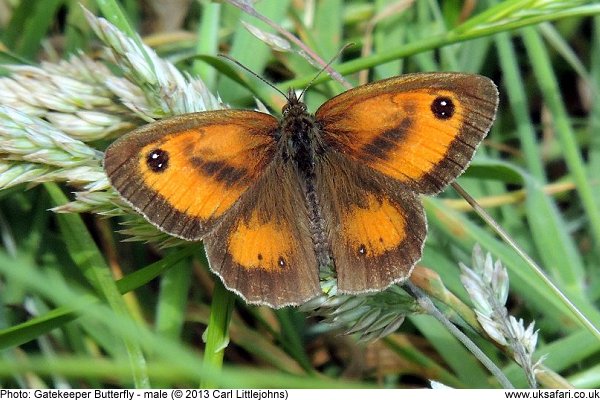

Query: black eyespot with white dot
431;96;455;120
358;244;367;257
146;148;169;172
278;256;286;268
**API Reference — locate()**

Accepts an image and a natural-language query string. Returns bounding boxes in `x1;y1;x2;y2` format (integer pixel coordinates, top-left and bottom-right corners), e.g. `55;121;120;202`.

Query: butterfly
104;72;499;308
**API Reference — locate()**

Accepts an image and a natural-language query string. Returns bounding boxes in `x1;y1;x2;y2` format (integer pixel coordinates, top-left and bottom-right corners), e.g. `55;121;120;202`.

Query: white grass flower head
0;8;225;245
82;7;222;119
46;111;131;141
460;244;540;388
0;56;134;142
0;106;104;191
301;283;417;342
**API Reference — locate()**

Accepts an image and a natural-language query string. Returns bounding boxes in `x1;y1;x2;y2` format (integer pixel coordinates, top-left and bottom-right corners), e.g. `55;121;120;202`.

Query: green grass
0;0;599;389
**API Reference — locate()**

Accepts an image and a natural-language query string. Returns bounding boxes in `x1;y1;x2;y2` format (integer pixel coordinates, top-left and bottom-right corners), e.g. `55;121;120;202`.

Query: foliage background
0;0;599;389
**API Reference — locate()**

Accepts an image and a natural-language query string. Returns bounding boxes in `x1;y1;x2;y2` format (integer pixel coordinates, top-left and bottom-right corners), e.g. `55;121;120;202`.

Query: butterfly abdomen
304;177;331;272
279;97;332;271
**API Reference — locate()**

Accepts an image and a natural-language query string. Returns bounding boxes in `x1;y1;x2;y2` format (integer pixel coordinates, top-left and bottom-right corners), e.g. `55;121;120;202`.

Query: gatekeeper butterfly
104;72;499;308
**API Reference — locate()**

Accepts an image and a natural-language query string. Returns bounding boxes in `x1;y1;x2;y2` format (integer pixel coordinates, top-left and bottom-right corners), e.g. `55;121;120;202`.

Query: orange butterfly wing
104;110;278;240
316;73;499;194
314;73;498;293
316;153;426;293
204;157;321;307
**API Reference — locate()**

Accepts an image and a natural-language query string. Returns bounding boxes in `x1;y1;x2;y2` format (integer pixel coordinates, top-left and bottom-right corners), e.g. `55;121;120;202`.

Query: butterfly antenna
218;53;287;98
299;42;354;100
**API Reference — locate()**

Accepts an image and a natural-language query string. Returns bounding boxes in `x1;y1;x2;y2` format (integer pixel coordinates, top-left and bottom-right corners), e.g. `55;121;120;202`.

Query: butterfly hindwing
204;158;321;307
316;73;499;194
104;110;278;240
316;153;426;293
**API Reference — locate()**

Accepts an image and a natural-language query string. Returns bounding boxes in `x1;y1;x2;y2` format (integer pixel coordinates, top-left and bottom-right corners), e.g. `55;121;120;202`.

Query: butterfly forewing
315;73;499;194
104;110;278;240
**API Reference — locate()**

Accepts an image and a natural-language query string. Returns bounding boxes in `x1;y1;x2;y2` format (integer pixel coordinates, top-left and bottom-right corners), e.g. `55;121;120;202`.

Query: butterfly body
277;90;332;270
104;73;499;308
